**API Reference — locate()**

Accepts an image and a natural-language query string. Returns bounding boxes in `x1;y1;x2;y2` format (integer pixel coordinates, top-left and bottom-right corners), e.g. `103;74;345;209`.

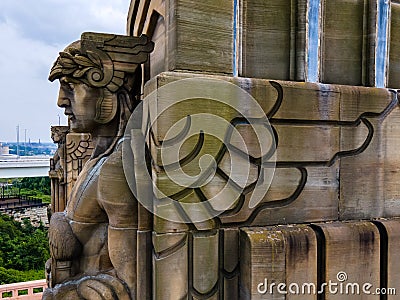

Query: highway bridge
0;156;49;178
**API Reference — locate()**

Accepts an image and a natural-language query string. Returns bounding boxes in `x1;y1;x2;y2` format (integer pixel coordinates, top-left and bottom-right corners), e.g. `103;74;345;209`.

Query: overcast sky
0;0;130;142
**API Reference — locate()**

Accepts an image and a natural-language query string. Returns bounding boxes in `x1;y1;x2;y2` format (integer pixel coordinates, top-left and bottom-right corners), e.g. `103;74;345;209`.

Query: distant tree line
19;177;51;196
0;177;51;203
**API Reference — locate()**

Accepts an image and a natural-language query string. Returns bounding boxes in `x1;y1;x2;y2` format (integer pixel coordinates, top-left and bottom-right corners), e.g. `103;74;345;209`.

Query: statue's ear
94;89;118;124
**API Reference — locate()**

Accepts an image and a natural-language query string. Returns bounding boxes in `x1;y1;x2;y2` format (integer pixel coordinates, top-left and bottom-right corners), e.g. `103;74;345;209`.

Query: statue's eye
61;81;74;92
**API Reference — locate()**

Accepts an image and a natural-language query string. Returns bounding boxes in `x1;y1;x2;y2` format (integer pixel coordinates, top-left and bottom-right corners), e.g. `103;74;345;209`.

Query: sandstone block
240;225;317;299
314;222;380;300
388;2;400;88
240;0;307;81
373;219;400;299
128;0;234;76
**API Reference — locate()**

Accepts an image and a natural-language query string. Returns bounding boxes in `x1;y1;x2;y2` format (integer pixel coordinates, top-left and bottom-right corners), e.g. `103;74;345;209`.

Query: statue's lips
64;110;75;120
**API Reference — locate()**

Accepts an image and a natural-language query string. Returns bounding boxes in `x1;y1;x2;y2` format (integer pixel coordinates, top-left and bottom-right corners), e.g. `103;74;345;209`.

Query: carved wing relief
136;79;399;228
65;133;94;201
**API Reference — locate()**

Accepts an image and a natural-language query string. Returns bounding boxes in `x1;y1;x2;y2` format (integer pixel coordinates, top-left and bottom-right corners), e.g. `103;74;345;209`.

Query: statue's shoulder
96;145;135;214
97;146;124;179
97;145;133;198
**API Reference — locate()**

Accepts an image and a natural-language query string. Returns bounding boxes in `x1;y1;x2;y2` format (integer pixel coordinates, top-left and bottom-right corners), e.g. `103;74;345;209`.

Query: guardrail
0;195;19;200
0;279;47;299
0;195;45;210
0;202;46;210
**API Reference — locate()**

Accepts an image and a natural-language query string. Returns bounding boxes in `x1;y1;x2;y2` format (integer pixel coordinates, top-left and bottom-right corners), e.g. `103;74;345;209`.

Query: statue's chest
66;157;108;222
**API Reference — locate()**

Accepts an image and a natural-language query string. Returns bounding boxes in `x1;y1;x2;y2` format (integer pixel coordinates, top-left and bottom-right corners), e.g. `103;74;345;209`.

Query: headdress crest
49;32;154;123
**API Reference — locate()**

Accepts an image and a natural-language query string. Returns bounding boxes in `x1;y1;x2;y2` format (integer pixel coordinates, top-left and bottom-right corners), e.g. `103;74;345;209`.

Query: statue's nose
57;89;71;108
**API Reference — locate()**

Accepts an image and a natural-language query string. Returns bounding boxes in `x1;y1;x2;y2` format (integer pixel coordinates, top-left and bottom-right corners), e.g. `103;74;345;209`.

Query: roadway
0;156;50;178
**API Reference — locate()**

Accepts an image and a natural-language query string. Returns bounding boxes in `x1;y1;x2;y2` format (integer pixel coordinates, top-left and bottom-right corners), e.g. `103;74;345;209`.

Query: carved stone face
51;129;61;143
57;77;102;133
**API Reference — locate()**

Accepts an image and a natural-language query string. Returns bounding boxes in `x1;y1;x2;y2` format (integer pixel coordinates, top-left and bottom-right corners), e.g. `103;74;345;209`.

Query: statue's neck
90;118;120;159
91;136;114;159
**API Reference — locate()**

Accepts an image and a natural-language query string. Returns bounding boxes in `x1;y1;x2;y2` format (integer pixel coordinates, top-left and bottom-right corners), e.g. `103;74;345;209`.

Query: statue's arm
98;150;138;298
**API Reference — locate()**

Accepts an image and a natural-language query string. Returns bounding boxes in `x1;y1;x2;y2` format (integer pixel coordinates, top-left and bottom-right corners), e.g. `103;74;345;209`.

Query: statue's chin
69;123;93;134
69;128;84;133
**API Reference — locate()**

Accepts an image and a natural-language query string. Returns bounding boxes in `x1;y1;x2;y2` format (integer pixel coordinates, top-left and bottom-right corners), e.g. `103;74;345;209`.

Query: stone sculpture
43;32;153;299
49;126;95;214
49;125;68;213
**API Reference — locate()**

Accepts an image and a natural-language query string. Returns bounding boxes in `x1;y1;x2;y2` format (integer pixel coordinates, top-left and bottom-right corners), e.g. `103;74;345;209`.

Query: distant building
0;143;10;156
